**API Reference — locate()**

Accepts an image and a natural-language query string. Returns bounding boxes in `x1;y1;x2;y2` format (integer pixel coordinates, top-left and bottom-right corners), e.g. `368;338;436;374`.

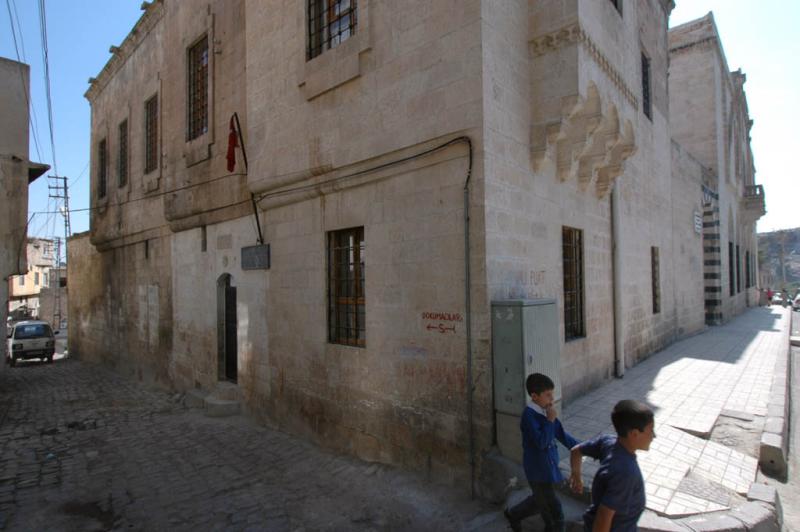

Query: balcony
741;184;766;222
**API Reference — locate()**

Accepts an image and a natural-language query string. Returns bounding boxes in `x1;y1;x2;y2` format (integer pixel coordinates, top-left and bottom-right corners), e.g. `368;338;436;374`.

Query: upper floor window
144;95;159;174
609;0;622;15
19;276;24;286
641;53;652;120
118;119;128;187
307;0;357;61
187;35;209;140
98;138;108;198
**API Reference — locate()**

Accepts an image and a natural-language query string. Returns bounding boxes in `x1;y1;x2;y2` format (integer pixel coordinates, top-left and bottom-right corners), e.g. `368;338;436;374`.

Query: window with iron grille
328;226;365;347
651;246;661;314
307;0;357;61
118;119;128;187
609;0;622;15
745;250;751;288
736;244;741;293
641;53;652;120
562;226;585;340
98;138;107;198
144;95;158;174
729;242;735;296
187;35;209;141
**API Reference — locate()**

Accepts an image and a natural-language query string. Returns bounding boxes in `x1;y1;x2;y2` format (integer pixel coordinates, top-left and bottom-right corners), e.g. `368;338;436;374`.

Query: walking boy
569;400;655;532
504;373;579;532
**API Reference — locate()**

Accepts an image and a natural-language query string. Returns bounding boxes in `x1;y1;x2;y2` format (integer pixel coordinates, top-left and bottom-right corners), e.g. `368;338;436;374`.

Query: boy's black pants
507;481;565;532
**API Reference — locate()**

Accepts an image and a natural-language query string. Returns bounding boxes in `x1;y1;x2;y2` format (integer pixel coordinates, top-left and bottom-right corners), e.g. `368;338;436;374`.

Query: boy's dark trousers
507;481;565;532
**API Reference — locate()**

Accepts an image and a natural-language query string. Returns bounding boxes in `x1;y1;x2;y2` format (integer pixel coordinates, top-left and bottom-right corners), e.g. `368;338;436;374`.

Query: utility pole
47;175;71;330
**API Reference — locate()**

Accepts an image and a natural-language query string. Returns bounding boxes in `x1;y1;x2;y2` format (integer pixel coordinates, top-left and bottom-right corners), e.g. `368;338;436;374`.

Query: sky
1;1;797;254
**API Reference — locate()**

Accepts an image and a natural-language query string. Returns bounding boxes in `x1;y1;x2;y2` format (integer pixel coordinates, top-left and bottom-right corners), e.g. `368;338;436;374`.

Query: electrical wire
29;137;471;219
38;0;58;178
4;0;44;162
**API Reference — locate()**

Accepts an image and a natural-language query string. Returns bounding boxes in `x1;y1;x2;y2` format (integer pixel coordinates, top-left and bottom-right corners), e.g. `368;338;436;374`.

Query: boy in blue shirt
569;399;655;532
504;373;580;532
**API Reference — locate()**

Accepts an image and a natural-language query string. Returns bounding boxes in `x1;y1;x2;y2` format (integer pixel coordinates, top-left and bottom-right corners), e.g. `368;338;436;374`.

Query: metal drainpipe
611;182;625;377
462;136;475;498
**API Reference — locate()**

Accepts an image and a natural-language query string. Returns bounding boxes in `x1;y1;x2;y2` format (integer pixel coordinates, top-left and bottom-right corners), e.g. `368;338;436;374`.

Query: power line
38;0;58;177
4;0;43;162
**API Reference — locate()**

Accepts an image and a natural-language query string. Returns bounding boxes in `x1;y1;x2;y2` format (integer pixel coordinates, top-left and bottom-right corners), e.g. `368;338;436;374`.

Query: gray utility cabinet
491;299;561;462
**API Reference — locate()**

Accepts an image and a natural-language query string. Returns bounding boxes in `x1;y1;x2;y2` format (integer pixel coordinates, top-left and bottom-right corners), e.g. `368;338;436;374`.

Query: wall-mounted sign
693;211;702;234
242;244;270;270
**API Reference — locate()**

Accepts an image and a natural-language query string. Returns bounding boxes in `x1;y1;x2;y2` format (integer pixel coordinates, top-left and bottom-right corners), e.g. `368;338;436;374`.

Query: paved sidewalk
558;306;790;523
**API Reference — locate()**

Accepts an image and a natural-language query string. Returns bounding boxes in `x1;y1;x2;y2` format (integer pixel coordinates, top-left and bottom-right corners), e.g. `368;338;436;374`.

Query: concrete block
638;510;691;531
679;513;745;531
746;483;778;506
728;502;780;532
204;397;240;417
762;417;784;435
185;389;208;409
758;432;787;479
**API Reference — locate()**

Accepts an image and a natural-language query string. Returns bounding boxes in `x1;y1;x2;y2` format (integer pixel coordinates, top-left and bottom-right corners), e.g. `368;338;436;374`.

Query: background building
7;238;57;319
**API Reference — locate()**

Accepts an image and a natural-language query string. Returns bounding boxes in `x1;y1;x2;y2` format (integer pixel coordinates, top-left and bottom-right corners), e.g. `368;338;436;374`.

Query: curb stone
758;322;790;478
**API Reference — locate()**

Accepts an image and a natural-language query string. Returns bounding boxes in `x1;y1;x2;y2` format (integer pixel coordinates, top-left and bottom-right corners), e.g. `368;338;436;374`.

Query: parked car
6;320;58;366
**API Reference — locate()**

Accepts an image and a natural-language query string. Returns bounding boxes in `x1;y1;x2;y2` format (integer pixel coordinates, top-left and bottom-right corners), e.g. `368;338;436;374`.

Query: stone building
7;238;57;319
71;1;764;486
669;13;764;324
1;57;49;358
38;266;68;330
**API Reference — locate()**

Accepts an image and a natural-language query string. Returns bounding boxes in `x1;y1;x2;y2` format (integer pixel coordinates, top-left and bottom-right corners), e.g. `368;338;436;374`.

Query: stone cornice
84;0;164;103
658;0;676;16
530;22;638;110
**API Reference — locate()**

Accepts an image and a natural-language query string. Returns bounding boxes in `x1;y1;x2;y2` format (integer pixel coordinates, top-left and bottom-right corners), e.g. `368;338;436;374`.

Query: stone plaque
242;244;270;270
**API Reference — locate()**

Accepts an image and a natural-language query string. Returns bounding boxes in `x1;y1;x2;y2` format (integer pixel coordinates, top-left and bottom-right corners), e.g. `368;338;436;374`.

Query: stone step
204;396;240;418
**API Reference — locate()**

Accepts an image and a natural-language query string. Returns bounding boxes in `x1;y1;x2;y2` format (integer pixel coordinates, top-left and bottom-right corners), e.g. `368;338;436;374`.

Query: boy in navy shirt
569;399;655;532
504;373;579;532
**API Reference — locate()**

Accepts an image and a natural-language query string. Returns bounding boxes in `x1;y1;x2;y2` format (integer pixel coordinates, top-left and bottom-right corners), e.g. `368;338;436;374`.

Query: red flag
226;116;238;172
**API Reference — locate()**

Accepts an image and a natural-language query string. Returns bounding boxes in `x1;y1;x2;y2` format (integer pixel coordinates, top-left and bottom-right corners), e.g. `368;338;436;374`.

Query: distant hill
758;227;800;294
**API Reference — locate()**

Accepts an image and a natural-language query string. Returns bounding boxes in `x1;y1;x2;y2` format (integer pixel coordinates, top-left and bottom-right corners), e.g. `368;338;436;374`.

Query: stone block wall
68;232;173;387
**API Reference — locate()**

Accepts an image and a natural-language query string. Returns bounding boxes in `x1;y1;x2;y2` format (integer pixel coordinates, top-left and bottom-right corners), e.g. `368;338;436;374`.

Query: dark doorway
217;274;238;383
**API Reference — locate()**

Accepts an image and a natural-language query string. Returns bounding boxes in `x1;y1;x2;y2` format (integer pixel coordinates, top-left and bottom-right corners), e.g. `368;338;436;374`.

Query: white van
6;320;57;366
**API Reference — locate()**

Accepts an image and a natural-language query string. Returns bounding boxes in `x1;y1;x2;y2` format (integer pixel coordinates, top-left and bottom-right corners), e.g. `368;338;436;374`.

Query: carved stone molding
530;22;638;110
532;82;636;198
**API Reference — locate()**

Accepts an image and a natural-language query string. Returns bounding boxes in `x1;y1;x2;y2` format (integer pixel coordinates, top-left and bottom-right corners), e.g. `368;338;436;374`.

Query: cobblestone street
0;359;502;532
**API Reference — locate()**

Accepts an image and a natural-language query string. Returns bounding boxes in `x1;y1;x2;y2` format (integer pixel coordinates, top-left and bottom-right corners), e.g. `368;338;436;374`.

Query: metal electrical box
491;299;561;462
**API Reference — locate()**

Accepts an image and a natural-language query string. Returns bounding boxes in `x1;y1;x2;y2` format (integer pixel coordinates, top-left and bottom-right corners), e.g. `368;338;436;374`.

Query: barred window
187;35;209;141
562;226;585;340
98;138;107;198
728;242;735;296
736;244;741;293
651;246;661;314
641;53;652;120
328;226;365;347
745;250;751;288
144;95;158;174
118;119;128;187
307;0;357;61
